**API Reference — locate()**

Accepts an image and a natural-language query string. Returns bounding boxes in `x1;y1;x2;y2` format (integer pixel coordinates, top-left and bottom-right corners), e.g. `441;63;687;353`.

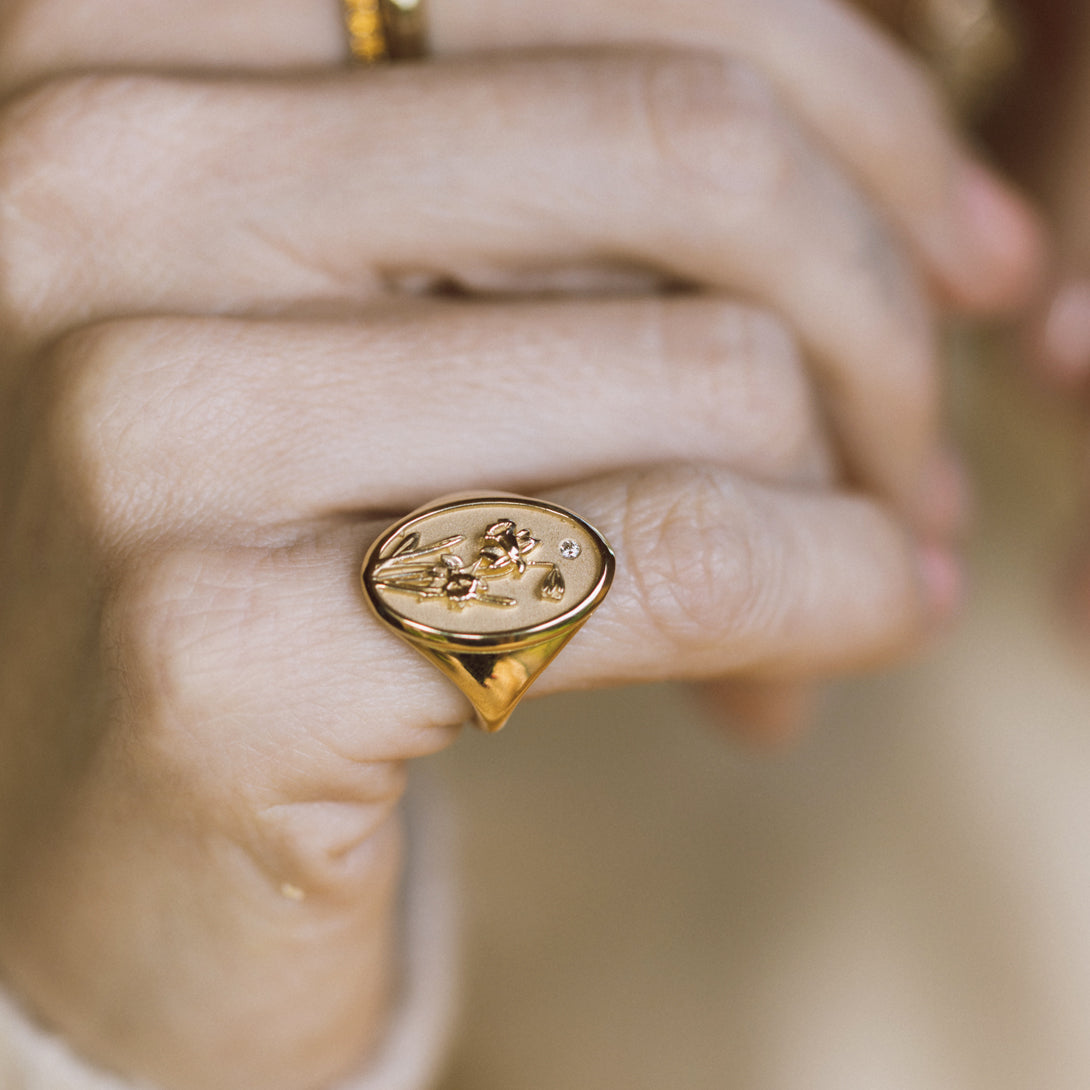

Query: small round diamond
559;539;581;560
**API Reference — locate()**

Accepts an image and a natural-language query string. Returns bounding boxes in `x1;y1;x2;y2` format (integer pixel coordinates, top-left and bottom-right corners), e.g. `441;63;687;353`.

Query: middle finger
33;298;833;543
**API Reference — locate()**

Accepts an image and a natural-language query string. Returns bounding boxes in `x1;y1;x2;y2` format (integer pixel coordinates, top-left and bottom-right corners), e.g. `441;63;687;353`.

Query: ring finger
110;462;952;799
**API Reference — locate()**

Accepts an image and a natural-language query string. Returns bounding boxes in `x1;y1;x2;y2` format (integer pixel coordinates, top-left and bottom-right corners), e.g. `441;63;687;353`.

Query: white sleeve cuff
0;770;460;1090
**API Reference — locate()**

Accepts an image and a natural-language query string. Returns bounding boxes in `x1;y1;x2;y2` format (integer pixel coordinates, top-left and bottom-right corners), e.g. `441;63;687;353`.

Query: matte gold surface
362;494;615;731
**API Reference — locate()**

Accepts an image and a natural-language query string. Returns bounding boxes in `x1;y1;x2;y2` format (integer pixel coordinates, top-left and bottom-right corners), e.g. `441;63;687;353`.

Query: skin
0;1;1042;1087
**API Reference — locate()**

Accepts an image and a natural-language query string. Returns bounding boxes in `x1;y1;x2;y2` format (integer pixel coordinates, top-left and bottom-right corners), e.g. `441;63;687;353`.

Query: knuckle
103;550;256;765
663;300;822;480
101;551;263;821
0;78;110;324
104;550;408;898
105;552;211;712
25;321;169;548
0;76;173;330
633;52;794;208
734;311;823;477
623;468;779;652
252;792;405;902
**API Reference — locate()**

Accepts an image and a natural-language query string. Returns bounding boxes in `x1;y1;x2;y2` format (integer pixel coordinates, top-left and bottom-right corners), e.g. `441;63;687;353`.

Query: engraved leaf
538;565;565;602
388;533;420;559
377;534;465;572
374;573;435;594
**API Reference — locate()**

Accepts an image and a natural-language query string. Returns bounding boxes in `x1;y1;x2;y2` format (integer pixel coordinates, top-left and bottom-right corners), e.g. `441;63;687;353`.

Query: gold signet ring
362;494;615;732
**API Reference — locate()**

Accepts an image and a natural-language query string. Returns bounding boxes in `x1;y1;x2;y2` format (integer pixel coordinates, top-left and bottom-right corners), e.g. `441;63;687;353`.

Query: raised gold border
361;494;615;652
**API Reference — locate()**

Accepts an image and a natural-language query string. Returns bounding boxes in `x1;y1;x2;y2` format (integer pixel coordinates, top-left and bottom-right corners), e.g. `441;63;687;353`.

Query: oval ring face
361;495;615;649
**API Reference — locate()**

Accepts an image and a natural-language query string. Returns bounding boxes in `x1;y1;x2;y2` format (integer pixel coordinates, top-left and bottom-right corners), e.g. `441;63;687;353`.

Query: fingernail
917;544;965;623
955;160;1044;307
1042;281;1090;381
917;448;973;540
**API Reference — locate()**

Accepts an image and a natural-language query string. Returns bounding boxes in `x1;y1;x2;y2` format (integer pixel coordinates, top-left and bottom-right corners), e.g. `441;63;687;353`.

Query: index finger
0;0;1043;310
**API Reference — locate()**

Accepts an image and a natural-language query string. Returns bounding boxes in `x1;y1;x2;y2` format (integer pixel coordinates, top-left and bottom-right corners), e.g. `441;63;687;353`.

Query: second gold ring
343;0;429;63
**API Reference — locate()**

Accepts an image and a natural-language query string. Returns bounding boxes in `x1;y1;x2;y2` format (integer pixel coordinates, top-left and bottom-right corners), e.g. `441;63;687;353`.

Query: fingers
441;0;1043;312
0;0;1042;312
4;56;939;519
18;452;952;1090
35;300;833;542
545;468;960;681
1037;282;1090;387
110;466;955;801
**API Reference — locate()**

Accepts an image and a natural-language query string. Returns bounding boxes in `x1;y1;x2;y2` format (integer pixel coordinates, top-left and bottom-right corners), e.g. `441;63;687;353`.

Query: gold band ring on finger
361;494;615;732
342;0;429;63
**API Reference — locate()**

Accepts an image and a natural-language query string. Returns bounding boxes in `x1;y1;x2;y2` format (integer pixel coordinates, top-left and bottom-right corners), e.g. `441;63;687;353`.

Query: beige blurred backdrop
430;346;1090;1090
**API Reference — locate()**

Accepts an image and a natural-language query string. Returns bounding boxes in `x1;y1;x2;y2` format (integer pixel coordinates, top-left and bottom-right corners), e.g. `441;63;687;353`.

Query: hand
0;2;1039;1088
0;0;1042;516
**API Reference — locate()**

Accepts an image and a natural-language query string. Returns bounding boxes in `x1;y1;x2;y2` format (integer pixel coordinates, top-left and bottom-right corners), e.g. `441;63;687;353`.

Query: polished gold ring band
343;0;429;63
